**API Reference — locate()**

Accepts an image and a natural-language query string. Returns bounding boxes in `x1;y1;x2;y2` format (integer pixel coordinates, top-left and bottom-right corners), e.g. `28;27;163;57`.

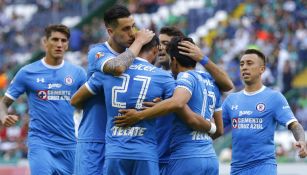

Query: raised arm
178;41;234;91
103;29;155;76
0;96;19;127
288;121;307;158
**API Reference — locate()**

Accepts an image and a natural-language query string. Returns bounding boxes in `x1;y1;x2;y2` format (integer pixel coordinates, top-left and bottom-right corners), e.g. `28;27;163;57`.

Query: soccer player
0;24;87;175
72;35;173;175
222;49;307;175
115;37;224;175
74;4;154;175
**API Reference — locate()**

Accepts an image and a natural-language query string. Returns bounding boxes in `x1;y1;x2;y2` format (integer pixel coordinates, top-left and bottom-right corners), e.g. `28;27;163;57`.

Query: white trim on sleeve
175;85;192;96
85;83;96;95
4;93;16;101
100;57;115;73
286;118;298;128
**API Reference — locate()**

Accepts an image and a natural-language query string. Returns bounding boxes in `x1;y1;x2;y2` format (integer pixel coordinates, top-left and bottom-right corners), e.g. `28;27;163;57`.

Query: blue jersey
86;57;175;162
222;86;297;172
78;42;119;142
6;59;86;149
170;70;222;159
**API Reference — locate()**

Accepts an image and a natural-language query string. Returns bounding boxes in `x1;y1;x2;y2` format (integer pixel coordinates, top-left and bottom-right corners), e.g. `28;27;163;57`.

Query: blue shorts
74;142;105;175
28;147;75;175
167;157;218;175
159;162;168;175
231;164;277;175
104;158;159;175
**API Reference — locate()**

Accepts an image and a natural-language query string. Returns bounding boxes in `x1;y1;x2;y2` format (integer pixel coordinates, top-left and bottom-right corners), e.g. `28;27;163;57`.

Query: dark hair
140;35;159;53
104;4;131;28
45;24;70;39
243;49;266;65
167;36;196;67
159;26;184;37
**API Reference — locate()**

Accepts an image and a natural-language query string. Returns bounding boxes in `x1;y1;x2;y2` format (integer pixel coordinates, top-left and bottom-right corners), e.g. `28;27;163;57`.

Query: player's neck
44;56;63;66
107;39;125;53
244;81;263;92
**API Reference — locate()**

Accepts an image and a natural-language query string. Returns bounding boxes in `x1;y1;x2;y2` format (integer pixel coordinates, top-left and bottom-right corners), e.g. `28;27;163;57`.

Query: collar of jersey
136;57;148;62
41;57;64;69
243;85;266;96
105;41;120;56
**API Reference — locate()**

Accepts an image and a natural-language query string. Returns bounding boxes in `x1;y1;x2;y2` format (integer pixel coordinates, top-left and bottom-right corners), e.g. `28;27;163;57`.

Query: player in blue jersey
72;36;172;175
155;26;233;175
74;4;155;175
222;49;307;175
0;24;87;175
115;36;226;175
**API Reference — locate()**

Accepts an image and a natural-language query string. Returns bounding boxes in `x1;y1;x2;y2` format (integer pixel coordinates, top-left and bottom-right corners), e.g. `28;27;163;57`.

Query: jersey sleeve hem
215;107;222;112
85;83;96;95
175;85;192;95
100;57;115;73
4;93;16;101
286;118;298;128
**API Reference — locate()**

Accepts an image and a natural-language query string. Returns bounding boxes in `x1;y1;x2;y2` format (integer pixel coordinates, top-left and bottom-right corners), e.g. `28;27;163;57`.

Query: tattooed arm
288;121;307;158
103;29;155;76
0;96;19;127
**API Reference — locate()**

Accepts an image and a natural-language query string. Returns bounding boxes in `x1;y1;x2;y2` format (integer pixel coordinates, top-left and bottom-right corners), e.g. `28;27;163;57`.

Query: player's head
104;4;135;50
158;26;184;69
43;24;70;60
167;36;196;75
240;49;266;85
139;35;160;64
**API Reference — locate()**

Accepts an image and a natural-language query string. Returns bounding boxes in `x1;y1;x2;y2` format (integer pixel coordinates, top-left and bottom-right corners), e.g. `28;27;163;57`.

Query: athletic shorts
28;147;75;175
74;142;105;175
231;164;277;175
104;158;159;175
167;157;218;175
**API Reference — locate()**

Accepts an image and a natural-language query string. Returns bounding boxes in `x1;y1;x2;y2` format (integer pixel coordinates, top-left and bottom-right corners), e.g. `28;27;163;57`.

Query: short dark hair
140;35;159;53
45;24;70;39
167;36;196;67
104;4;131;28
243;49;266;65
159;26;184;37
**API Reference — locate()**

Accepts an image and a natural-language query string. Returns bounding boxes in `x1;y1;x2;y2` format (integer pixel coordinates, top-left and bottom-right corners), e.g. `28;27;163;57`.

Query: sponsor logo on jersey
36;78;45;83
239;110;253;116
256;103;265;112
37;90;71;101
129;64;156;72
231;105;238;110
232;118;238;128
64;76;73;85
111;126;147;137
37;90;48;100
48;83;62;89
95;52;104;59
282;105;290;109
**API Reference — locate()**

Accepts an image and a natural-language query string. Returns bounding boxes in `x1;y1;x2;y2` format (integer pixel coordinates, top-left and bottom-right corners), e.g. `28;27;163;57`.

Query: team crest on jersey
232;118;238;128
37;90;48;100
95;52;104;59
64;76;73;85
256;103;265;112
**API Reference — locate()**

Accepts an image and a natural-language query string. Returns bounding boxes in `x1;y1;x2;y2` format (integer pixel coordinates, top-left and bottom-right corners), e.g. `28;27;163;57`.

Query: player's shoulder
19;59;43;73
263;86;284;98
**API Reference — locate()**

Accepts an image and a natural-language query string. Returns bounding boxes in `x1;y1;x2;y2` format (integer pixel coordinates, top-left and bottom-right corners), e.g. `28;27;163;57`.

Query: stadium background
0;0;306;174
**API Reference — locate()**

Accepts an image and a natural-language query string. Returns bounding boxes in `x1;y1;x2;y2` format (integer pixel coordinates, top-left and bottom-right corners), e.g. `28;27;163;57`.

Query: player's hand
178;40;204;62
142;97;162;109
114;109;141;127
0;115;19;127
134;29;155;46
295;141;307;158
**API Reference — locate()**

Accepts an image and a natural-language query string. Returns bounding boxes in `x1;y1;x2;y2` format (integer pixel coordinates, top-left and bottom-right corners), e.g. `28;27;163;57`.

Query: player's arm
178;41;234;92
71;84;94;109
0;96;19;127
103;29;155;76
288;121;307;158
115;88;215;133
210;111;224;140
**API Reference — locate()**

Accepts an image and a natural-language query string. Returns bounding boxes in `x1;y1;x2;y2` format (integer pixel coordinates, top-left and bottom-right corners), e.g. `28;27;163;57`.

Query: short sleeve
222;96;232;128
88;46;116;73
272;92;297;128
85;72;106;95
175;72;196;95
5;68;27;100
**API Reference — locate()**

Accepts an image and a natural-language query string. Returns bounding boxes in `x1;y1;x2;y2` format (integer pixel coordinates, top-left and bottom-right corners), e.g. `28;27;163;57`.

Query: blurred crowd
0;0;306;164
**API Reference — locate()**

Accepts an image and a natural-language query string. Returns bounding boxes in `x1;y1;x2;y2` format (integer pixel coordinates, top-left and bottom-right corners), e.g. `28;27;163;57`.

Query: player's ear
41;37;47;50
107;27;113;36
